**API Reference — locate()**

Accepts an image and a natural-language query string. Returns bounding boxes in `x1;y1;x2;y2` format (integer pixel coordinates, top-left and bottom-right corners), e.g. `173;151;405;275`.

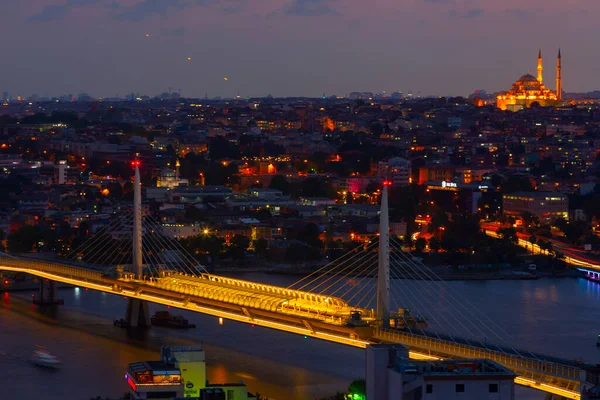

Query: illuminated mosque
496;48;563;111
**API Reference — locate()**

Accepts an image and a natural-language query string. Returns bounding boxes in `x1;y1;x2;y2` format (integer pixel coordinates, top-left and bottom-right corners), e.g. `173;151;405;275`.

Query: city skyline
1;0;599;98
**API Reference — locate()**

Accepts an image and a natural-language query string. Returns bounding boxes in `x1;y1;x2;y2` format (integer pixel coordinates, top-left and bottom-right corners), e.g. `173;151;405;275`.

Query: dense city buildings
1;86;600;268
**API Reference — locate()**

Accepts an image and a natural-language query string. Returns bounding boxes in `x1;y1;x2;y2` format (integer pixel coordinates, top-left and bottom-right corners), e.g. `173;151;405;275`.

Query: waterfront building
366;344;516;400
502;191;568;222
125;345;256;400
496;49;562;111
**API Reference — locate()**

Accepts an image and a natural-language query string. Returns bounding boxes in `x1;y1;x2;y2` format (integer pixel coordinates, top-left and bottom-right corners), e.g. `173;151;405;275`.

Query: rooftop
395;358;516;378
505;191;567;198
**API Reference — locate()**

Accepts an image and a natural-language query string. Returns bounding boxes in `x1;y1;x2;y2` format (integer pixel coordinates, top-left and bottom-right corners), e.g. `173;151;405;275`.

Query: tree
297;223;323;249
502;175;534;193
429;236;441;253
528;235;537;254
269;175;290;195
415;237;427;254
285;241;321;263
348;379;366;399
345;191;353;204
185;206;205;222
365;181;381;194
301;177;332;198
253;238;268;257
180;234;224;261
108;182;123;199
498;227;518;246
7;225;58;253
521;212;539;233
208;136;240;160
229;234;250;260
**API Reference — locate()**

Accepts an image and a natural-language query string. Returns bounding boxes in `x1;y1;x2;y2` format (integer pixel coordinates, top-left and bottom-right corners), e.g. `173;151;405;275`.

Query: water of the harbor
2;274;600;400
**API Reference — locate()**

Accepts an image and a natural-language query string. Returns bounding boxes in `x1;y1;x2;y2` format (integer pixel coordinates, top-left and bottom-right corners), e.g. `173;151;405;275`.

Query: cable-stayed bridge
1;167;598;400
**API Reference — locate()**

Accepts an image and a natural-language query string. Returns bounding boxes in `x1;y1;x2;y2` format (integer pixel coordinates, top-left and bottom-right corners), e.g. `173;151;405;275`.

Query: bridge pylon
124;164;149;328
32;278;64;306
377;183;391;328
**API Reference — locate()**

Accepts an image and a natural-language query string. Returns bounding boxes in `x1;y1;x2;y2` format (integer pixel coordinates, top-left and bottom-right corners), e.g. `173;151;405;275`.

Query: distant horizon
4;88;600;103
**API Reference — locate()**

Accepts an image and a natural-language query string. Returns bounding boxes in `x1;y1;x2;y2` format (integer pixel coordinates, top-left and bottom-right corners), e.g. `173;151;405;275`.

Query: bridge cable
142;218;199;278
288;241;378;290
283;250;375;316
145;214;209;275
390;236;517;345
290;246;376;293
139;221;178;278
389;240;501;347
64;209;134;262
143;239;171;279
93;216;139;269
342;262;380;304
141;214;204;277
388;253;463;341
72;211;134;267
70;210;134;264
95;214;136;267
388;257;453;339
297;241;378;293
389;237;520;352
319;252;379;296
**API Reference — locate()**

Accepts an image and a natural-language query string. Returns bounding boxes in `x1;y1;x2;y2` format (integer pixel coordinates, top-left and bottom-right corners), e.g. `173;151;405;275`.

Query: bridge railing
0;256;104;282
375;328;583;382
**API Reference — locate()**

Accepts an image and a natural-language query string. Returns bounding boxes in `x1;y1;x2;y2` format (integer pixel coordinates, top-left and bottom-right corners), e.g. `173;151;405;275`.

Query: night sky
2;0;598;98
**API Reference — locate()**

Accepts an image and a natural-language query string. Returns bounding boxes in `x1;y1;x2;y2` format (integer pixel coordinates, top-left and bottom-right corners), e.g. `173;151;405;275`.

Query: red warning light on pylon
131;160;141;168
383;180;392;187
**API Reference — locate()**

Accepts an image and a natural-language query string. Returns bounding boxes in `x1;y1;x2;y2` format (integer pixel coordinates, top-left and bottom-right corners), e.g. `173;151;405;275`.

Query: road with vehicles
481;222;600;271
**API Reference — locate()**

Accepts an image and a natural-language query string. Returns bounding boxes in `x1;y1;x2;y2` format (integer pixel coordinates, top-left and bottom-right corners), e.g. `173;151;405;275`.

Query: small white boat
30;349;62;369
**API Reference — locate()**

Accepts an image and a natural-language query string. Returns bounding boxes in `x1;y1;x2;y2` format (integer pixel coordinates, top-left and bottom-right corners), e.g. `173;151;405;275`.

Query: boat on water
31;349;62;369
150;311;196;329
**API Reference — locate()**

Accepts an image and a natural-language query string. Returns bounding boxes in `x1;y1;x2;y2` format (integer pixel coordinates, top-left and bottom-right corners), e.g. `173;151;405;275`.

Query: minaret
537;48;543;84
556;48;562;101
175;159;181;180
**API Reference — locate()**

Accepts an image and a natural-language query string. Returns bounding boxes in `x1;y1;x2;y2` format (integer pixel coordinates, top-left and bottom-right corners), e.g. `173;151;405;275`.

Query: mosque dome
514;74;543;90
517;74;538;83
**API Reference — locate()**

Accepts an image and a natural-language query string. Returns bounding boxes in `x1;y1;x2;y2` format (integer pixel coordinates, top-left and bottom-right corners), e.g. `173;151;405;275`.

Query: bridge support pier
32;279;63;306
124;298;149;328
